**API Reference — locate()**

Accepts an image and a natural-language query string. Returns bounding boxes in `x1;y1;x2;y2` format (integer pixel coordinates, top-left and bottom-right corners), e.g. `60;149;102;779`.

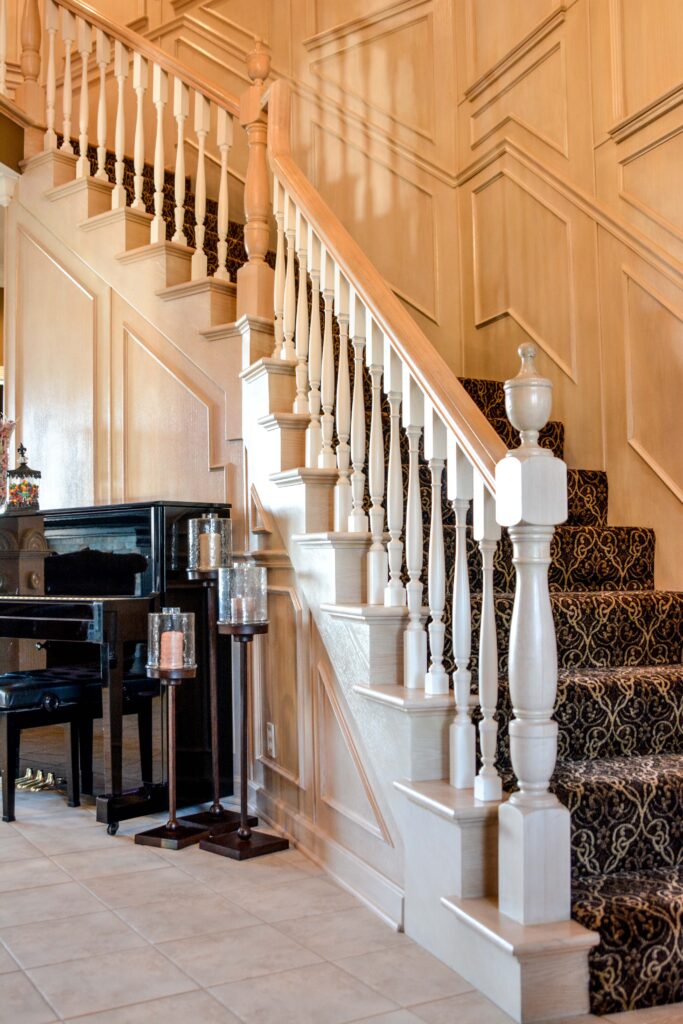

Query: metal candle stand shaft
134;665;205;850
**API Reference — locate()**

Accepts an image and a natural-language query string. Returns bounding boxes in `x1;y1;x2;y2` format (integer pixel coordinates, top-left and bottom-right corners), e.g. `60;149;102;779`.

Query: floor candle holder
136;609;204;850
179;568;256;835
200;564;289;861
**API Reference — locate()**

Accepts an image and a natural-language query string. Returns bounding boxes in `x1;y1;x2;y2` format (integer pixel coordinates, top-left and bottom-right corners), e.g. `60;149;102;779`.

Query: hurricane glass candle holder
218;563;267;625
187;514;232;572
147;607;196;674
7;443;41;509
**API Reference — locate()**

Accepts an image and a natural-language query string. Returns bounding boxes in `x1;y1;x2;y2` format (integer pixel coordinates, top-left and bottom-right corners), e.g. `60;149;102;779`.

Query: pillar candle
159;629;184;669
199;530;221;569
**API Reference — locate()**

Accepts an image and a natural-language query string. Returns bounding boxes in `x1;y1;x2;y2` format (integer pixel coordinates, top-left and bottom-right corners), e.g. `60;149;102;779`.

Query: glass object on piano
217;562;267;625
0;418;16;511
187;513;232;571
7;444;41;510
147;607;196;673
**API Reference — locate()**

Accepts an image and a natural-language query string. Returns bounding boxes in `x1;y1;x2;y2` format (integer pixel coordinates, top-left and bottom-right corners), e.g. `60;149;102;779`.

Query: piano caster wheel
107;822;119;836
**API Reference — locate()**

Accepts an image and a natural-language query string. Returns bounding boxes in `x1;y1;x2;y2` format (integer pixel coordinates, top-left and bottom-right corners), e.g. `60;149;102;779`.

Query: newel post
496;343;570;925
14;0;43;124
237;40;275;320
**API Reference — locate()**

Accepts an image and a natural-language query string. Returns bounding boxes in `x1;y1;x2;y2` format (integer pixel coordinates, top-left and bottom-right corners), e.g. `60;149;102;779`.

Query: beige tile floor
0;790;681;1024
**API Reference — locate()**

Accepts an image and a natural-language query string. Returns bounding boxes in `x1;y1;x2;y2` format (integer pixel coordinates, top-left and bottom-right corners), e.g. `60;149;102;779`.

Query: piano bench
0;668;159;823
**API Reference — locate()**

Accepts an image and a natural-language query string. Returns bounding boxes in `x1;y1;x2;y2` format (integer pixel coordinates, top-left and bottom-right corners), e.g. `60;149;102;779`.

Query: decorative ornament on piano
0;419;16;511
146;606;196;676
187;512;232;571
218;561;267;625
7;444;40;509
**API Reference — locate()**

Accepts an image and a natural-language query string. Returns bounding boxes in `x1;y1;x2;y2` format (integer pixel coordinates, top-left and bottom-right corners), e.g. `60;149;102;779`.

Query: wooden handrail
265;79;507;493
52;0;240;117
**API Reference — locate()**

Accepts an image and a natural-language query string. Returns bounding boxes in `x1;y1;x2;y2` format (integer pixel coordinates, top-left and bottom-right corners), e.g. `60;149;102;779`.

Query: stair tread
572;865;683;1015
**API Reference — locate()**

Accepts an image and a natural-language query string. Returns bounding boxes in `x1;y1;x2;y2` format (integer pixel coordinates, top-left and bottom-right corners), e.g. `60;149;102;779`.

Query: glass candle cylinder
147;607;196;672
218;563;267;624
187;514;232;571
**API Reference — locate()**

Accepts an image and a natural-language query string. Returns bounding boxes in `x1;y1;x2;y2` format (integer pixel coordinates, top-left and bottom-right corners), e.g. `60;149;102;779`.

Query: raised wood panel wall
47;0;681;586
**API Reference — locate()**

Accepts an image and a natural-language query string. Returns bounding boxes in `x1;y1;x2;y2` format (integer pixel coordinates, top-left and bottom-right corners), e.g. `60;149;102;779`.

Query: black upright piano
0;500;233;827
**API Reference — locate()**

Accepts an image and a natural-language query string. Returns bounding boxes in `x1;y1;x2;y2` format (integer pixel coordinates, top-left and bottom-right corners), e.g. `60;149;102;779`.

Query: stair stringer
241;358;600;1023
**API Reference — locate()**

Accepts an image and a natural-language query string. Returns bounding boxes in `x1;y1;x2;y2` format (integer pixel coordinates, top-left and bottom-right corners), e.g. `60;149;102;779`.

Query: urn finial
504;344;553;455
246;39;271;85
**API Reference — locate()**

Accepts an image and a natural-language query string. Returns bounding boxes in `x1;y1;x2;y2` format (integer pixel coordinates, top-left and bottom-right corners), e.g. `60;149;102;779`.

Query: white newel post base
367;547;388;605
449;716;475;789
498;797;571;925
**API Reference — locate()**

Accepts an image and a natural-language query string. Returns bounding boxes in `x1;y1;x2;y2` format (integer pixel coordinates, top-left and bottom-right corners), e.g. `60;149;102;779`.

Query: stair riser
461;526;655;594
465;592;682;675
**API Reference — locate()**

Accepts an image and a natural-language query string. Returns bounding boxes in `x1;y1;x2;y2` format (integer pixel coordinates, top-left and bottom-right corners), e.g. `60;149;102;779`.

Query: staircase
2;2;682;1021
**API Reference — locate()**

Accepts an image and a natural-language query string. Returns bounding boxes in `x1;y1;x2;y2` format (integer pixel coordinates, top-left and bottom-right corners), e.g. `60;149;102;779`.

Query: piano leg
0;715;19;823
65;721;80;808
99;638;124;802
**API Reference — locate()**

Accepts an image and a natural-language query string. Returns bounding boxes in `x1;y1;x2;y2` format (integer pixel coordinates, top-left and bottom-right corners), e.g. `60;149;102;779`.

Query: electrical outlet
266;721;277;759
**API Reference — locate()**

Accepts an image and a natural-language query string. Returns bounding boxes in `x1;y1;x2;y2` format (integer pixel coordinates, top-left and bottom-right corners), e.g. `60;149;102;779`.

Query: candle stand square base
135;821;207;850
179;807;258;834
200;828;289;861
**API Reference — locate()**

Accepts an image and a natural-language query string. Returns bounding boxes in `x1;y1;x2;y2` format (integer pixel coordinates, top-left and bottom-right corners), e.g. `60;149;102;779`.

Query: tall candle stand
179;569;257;834
136;609;203;850
200;621;288;860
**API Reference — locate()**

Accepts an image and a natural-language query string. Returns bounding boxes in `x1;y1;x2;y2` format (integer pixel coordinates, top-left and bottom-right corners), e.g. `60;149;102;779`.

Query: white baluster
448;435;475;788
172;77;189;243
214;108;232;281
0;0;6;97
318;247;337;469
366;316;387;603
272;176;285;357
111;42;129;209
60;9;76;154
282;193;297;361
348;293;368;534
131;53;148;211
384;341;405;607
334;268;352;530
150;64;168;244
43;0;58;148
306;228;323;466
293;209;309;412
424;403;448;695
191;91;210;277
75;19;92;177
94;30;110;179
403;368;426;689
473;473;502;802
497;343;570;925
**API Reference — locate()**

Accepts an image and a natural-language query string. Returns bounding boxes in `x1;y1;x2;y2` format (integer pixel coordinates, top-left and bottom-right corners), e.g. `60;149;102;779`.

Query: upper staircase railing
2;0;243;283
